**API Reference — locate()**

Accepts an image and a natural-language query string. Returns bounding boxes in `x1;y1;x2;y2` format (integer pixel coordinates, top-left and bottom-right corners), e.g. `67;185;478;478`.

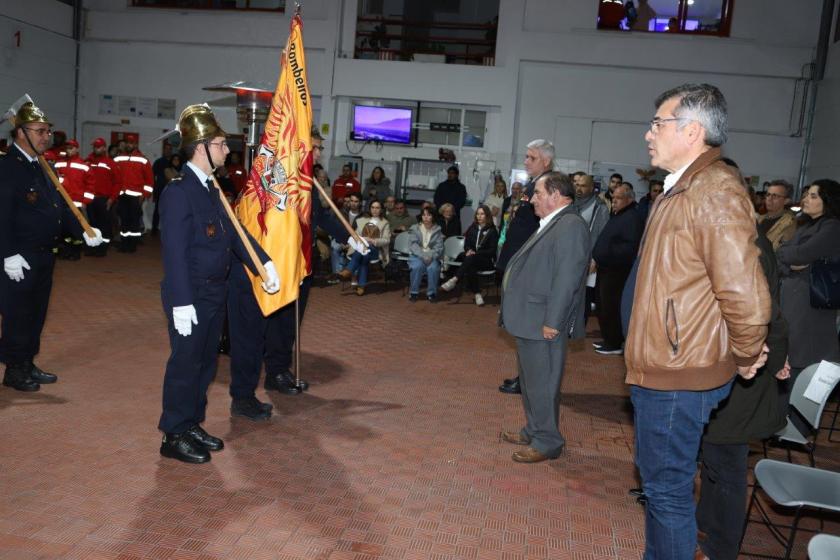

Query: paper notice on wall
157;99;176;120
117;96;137;116
99;94;116;115
803;360;840;404
136;97;157;118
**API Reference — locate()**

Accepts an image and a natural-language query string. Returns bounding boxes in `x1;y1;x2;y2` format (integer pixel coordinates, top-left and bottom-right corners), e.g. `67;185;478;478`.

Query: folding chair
391;231;412;295
808;533;840;560
740;459;840;559
763;361;840;467
442;236;465;272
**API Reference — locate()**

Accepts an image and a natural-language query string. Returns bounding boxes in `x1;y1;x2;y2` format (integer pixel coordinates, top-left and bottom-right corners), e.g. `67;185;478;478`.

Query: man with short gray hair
757;179;796;249
625;83;771;558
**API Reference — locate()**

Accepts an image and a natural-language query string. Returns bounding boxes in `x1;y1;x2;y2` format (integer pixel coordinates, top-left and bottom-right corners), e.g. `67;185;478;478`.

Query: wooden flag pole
311;177;363;244
37;155;96;238
209;175;270;283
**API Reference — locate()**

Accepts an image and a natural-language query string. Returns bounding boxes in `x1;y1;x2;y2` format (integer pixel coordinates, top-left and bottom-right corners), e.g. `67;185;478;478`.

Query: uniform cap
124;132;139;143
177;104;227;147
92;137;106;148
14;101;51;127
66;139;79;148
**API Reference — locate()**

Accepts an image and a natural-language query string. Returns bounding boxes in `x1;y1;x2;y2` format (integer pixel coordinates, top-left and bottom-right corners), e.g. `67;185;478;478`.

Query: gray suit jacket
500;205;591;341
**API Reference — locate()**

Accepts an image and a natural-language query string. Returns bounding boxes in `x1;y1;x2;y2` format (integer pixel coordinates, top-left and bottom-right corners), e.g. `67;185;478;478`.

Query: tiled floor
1;242;838;559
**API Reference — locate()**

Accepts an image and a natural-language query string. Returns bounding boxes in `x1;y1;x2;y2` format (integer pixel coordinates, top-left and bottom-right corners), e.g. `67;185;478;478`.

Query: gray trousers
516;336;568;457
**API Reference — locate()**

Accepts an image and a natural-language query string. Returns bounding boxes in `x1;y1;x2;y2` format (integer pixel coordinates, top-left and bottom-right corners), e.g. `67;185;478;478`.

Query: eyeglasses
649;117;691;134
208;141;228;148
765;193;788;199
24;127;52;137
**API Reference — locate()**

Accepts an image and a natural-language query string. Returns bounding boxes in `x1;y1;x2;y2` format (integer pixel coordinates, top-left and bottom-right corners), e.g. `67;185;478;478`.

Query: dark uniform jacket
0;144;82;261
159;165;268;309
592;202;644;270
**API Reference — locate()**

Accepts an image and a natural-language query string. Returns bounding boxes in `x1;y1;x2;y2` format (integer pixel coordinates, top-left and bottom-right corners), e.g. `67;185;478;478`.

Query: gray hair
541;171;574;199
767;179;793;199
655;83;728;147
526;139;556;167
618;182;636;200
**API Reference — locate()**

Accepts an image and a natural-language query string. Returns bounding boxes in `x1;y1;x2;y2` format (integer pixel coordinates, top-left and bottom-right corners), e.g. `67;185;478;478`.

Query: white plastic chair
442;236;465;269
808;533;840;560
740;459;840;559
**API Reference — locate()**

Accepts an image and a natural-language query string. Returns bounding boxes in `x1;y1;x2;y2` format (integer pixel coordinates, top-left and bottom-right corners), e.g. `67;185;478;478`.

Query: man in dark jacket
592;183;643;355
433;166;467;217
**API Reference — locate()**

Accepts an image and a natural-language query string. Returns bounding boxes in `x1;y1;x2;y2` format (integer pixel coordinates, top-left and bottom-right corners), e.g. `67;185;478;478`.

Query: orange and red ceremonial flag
236;13;314;316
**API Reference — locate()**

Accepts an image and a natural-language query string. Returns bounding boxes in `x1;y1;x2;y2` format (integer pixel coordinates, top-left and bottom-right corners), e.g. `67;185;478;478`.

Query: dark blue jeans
631;381;733;560
346;247;379;287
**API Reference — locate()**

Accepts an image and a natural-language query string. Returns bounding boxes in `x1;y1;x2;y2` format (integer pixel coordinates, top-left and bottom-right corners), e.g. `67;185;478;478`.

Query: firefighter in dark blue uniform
0;100;104;392
158;104;280;464
226;129;368;420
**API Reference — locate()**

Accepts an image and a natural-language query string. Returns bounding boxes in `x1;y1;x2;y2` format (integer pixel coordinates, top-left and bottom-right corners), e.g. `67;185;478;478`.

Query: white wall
0;0;75;137
807;3;840;184
22;0;826;190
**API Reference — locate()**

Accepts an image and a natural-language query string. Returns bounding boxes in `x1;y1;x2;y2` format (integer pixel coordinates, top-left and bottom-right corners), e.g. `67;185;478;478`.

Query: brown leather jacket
625;148;771;391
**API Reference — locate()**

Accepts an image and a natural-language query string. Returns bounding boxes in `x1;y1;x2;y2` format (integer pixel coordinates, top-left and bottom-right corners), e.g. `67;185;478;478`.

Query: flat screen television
351;105;414;145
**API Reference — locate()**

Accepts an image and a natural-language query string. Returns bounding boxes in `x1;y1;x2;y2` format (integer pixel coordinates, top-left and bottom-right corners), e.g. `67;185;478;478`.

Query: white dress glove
4;254;31;282
261;261;280;294
83;228;104;247
348;236;370;255
172;305;198;337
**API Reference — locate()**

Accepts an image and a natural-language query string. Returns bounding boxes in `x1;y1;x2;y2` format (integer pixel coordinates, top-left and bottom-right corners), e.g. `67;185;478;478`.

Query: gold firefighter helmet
177;104;227;146
15;101;52;127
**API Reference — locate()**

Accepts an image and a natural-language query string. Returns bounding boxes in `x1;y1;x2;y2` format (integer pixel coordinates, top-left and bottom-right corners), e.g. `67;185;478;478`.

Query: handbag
809;256;840;309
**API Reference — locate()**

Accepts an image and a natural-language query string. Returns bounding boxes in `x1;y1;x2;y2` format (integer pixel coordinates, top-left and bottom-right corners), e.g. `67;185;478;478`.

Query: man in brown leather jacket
624;83;771;559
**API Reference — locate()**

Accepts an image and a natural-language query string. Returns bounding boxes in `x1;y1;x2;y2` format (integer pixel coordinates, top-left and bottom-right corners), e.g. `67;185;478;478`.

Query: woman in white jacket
338;200;391;295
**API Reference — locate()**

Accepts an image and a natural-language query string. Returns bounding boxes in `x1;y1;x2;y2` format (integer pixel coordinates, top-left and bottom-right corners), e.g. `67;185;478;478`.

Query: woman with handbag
339;200;391;296
776;179;840;408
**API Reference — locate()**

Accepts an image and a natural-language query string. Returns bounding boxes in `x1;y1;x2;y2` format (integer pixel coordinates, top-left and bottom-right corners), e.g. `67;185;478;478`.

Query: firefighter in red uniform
86;138;120;256
43;130;67;164
226;151;248;195
113;133;153;252
53;139;93;260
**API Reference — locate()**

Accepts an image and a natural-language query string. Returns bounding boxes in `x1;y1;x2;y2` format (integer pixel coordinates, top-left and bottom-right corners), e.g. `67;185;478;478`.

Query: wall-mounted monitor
351;104;415;145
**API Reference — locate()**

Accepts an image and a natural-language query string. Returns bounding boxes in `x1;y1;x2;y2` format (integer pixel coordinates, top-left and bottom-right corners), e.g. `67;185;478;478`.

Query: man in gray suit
499;172;591;463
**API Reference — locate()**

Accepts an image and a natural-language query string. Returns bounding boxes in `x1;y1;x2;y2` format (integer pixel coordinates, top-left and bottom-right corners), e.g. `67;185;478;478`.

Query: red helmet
92;137;106;148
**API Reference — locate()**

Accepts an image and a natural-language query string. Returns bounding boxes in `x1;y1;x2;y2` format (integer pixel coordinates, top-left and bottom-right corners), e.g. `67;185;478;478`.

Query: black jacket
592;202;644;270
463;223;499;262
437;216;462;238
495;174;546;273
433;179;467;212
703;232;787;444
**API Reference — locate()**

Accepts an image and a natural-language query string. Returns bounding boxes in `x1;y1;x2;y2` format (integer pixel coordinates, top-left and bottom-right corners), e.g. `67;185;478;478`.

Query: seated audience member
387;200;415;234
314;164;332;208
364;166;392;204
500;181;523;232
776;179;840;408
484;177;507;228
331;164;361;205
757;179;797;250
591;183;643;355
339;200;391;296
407;207;444;303
637;179;663;222
330;192;363;278
440;205;499;306
383;195;396;216
437;203;462;238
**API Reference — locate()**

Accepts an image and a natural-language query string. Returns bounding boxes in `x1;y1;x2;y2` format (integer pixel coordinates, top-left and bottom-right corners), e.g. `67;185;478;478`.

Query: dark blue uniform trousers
158;282;226;434
0;251;55;365
228;263;312;398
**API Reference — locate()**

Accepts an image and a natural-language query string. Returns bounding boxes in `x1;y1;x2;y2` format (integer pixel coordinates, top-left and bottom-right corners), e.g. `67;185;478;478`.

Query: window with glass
597;0;734;37
130;0;285;11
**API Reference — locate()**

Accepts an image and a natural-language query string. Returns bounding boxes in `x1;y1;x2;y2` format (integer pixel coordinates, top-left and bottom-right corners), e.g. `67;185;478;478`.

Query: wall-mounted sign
429;122;460;133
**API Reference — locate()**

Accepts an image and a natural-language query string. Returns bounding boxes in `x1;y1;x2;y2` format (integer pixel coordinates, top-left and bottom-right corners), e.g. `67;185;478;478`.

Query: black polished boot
184;425;224;451
160;432;211;463
2;363;40;392
24;361;57;384
279;370;308;392
264;372;301;395
499;376;521;394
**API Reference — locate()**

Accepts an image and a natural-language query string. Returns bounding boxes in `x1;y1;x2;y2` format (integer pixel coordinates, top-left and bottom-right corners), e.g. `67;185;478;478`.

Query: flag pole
312;177;364;244
37;155;96;238
294;297;301;389
209;175;270;283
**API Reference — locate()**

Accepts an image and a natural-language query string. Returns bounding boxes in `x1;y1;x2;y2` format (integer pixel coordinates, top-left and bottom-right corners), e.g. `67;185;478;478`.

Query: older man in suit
499;171;591;463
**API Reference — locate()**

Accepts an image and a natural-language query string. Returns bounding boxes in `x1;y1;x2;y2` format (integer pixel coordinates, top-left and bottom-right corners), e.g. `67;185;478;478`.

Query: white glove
4;254;30;282
83;228;104;247
348;236;370;255
261;261;280;294
172;305;198;337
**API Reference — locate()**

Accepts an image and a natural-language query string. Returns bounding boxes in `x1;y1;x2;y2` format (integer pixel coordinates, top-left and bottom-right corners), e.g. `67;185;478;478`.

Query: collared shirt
663;162;691;194
537;202;570;233
14;143;37;163
186;161;211;190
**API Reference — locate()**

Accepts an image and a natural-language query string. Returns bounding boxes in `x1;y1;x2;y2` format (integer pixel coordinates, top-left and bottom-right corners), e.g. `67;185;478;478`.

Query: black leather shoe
184;425;224;451
503;376;519;386
160;432;210;463
231;396;272;420
628;487;645;497
3;364;39;392
25;362;57;384
499;378;521;394
279;370;309;392
264;373;302;395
